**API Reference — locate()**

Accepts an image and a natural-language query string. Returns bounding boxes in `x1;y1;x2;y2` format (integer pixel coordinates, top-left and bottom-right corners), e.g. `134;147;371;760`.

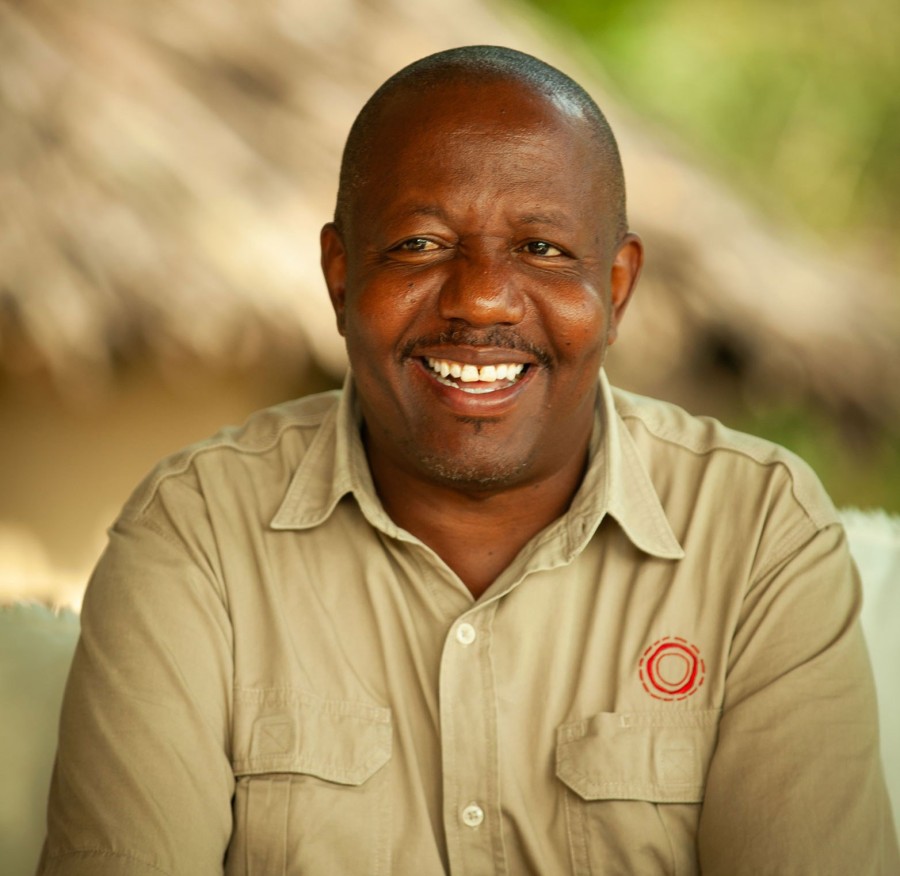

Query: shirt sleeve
38;511;235;876
697;522;900;874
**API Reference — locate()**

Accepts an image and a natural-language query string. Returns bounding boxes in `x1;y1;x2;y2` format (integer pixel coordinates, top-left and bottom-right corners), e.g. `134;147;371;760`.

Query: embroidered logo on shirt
639;637;705;701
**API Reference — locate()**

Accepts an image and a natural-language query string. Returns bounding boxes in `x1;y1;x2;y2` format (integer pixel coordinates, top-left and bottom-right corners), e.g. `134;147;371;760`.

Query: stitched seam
233;686;391;720
656;798;682;876
133;413;329;518
750;520;841;587
619;412;829;531
563;786;592;876
560;777;701;793
139;513;186;549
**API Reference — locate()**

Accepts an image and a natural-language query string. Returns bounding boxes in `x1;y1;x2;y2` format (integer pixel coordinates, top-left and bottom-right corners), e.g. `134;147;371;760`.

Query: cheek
544;292;609;361
343;298;405;356
348;278;432;341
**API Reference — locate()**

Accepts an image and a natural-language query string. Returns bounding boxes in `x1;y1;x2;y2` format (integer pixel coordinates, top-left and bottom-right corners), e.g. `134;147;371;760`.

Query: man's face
322;78;641;494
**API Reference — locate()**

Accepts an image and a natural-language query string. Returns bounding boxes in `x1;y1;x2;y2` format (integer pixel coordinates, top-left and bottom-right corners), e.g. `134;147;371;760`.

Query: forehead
346;77;608;227
369;76;593;161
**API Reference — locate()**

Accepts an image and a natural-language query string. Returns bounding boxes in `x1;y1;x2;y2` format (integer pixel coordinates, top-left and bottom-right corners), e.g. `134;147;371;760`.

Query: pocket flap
232;688;392;785
556;709;720;803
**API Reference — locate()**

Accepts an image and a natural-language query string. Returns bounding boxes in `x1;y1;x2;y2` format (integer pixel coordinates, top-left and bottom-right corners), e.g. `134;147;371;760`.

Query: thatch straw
1;0;897;427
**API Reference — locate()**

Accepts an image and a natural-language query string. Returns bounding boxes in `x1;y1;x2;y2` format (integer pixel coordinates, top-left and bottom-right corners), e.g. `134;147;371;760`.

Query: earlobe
607;233;644;345
320;223;349;336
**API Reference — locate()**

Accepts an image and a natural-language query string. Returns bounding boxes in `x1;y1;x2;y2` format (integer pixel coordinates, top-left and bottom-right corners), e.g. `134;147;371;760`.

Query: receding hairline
334;46;628;239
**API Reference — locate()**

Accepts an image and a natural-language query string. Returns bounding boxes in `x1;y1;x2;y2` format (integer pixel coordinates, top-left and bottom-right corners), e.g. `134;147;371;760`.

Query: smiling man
40;47;897;875
319;58;642;596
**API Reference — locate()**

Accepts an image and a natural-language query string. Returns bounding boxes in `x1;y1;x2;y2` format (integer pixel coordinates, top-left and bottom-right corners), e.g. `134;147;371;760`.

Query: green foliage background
524;0;899;262
523;0;900;511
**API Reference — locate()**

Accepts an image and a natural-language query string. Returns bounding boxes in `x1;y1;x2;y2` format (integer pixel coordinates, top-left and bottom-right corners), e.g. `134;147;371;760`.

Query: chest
219;518;742;874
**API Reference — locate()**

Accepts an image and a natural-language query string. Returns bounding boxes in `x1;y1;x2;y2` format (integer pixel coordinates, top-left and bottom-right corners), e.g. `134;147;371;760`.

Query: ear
320;222;348;336
607;232;643;346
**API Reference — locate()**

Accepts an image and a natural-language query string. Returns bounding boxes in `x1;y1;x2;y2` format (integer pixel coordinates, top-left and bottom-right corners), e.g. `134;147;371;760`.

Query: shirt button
455;622;476;645
461;804;484;828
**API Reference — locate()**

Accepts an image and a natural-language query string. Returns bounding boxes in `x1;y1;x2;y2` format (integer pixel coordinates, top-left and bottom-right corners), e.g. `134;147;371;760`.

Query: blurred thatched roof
2;0;898;427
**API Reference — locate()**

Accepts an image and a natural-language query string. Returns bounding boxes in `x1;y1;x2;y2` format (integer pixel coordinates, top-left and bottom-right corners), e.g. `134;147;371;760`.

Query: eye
394;238;440;252
521;240;564;257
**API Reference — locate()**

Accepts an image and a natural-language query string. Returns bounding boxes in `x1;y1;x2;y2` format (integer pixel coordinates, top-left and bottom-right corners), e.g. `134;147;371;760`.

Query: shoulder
120;389;342;523
612;386;840;560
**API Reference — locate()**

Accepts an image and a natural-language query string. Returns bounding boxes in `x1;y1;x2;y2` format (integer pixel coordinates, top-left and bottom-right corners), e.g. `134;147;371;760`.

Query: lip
414;344;536;367
411;355;537;416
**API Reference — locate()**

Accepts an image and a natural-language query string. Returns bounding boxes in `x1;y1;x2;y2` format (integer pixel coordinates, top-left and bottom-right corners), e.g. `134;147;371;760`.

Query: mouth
423;356;529;394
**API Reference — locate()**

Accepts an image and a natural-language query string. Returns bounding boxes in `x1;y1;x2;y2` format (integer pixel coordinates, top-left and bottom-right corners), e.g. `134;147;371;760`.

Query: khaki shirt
40;372;898;875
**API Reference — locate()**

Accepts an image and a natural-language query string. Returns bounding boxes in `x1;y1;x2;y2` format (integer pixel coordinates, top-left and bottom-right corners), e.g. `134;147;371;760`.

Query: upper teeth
426;357;525;383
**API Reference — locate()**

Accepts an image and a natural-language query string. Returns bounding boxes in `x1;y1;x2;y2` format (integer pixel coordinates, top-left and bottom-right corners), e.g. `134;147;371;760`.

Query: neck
367;439;590;598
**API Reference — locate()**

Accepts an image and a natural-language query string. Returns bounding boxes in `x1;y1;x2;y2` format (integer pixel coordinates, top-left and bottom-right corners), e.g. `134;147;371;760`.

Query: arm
39;515;235;876
698;523;899;874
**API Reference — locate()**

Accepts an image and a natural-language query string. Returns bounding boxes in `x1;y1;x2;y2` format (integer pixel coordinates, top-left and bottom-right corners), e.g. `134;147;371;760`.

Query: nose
438;249;525;326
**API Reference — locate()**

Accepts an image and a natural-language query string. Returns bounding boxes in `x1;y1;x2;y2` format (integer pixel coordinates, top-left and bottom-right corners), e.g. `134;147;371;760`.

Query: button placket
440;603;502;873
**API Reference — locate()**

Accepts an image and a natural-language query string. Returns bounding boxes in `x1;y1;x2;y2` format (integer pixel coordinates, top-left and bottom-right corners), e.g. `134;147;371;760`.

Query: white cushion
0;603;79;876
842;509;900;842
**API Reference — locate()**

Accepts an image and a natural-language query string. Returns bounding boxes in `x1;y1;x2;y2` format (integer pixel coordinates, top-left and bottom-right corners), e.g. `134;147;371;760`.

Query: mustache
401;328;553;368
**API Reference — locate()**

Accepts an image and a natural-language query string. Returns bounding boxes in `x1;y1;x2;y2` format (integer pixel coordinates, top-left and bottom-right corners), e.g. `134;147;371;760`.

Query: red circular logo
639;637;705;701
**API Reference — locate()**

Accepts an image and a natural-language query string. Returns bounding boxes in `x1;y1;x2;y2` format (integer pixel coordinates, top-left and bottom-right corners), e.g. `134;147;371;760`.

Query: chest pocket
556;709;720;876
226;690;392;876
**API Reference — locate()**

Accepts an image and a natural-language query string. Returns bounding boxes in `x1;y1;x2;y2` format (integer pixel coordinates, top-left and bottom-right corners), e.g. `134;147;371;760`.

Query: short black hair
334;45;627;238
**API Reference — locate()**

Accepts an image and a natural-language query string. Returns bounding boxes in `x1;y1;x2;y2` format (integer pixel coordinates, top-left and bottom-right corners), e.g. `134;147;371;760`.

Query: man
40;46;897;875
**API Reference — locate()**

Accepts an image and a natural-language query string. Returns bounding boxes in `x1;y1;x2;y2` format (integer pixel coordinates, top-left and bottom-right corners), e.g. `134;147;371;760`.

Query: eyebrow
390;204;449;221
516;212;572;229
386;205;573;230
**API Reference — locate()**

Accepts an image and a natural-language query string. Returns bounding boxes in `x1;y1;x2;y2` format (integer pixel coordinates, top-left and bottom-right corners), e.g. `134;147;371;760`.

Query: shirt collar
583;371;684;560
271;370;684;561
270;371;402;537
